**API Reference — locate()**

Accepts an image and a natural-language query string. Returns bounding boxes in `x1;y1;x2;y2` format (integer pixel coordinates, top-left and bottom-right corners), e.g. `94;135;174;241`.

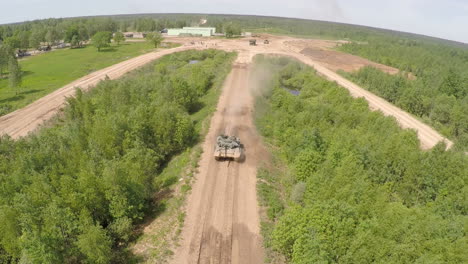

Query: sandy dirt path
170;54;265;264
0;45;201;139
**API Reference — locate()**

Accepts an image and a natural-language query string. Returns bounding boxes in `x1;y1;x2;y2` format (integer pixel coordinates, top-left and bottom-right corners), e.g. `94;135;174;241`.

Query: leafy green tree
145;32;163;48
78;26;89;43
64;26;79;43
3;36;20;50
440;69;465;99
0;207;21;259
29;29;45;49
293;149;324;181
0;27;4;42
91;31;112;51
0;45;13;76
18;31;31;49
113;32;125;45
8;56;21;93
70;35;80;48
224;23;241;38
76;225;112;264
45;29;59;45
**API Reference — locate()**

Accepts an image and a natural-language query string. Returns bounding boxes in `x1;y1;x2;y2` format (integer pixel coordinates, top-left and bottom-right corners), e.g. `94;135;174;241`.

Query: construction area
0;34;453;264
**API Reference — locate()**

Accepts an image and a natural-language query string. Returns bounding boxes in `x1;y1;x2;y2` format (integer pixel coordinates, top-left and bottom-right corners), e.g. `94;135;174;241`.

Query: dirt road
278;51;454;150
170;56;265;264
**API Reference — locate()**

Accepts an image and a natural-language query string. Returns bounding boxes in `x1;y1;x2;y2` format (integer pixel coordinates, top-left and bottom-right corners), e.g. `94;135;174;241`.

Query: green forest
0;49;235;263
339;40;468;151
253;56;467;263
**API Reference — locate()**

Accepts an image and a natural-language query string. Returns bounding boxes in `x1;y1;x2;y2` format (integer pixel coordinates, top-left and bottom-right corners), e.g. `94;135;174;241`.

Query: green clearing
0;42;167;115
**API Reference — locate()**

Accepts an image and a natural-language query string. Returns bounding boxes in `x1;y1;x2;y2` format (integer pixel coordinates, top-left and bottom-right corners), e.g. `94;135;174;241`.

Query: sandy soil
286;39;417;79
170;56;266;264
300;47;400;74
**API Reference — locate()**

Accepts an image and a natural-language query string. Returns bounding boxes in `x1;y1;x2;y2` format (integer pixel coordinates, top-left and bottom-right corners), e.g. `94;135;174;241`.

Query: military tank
214;135;243;161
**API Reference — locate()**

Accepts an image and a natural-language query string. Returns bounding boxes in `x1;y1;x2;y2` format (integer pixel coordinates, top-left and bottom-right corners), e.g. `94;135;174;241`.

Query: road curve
279;51;454;150
0;45;200;139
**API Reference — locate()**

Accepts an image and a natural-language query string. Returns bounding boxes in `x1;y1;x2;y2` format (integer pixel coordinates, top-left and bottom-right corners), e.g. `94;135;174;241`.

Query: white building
167;27;216;37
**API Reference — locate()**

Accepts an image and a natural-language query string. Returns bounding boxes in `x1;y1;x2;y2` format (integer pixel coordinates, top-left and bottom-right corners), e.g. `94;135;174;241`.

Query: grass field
0;42;168;115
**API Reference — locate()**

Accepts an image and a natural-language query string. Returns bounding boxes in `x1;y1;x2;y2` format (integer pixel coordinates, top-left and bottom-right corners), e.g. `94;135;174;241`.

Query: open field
301;47;400;74
0;42;161;115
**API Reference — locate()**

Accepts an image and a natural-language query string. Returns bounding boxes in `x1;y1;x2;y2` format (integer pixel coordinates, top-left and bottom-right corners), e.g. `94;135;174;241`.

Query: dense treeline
0;17;118;49
0;17;181;52
0;14;400;46
3;13;468;47
0;49;235;263
0;15;217;50
254;56;467;263
340;39;468;151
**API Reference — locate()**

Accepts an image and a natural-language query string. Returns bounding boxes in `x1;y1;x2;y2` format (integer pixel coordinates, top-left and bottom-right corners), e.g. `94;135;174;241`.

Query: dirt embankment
286;39;414;78
300;47;400;75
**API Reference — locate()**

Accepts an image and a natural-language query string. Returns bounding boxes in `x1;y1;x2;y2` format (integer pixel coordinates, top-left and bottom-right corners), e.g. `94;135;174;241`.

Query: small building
167;27;216;37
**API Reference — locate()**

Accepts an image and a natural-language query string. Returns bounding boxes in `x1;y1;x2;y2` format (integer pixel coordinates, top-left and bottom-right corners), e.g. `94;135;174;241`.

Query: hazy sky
1;0;467;43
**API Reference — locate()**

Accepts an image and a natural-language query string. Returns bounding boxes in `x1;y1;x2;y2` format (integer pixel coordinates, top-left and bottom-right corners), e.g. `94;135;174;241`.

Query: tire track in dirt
170;57;265;264
0;35;456;263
